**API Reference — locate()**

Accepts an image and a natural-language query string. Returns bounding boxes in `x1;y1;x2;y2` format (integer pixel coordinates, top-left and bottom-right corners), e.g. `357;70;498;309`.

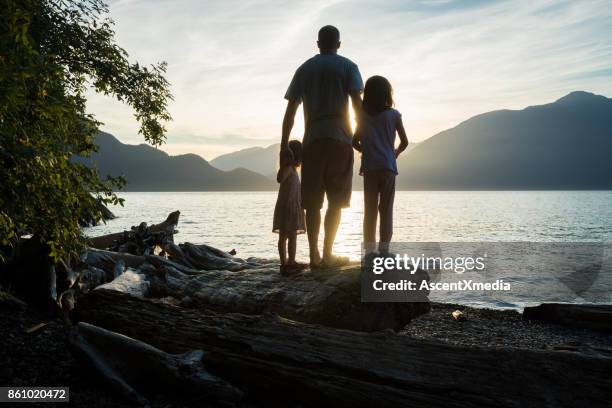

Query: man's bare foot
309;251;322;269
322;254;351;268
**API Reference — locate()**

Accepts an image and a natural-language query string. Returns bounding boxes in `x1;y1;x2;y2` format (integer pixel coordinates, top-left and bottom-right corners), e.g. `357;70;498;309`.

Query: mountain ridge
81;132;275;191
395;90;612;189
87;91;612;190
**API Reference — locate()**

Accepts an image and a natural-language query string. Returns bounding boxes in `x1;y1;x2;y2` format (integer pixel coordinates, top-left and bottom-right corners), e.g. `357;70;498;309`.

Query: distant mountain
80;133;275;191
86;91;612;191
393;91;612;189
213;91;612;191
211;144;279;180
211;141;421;186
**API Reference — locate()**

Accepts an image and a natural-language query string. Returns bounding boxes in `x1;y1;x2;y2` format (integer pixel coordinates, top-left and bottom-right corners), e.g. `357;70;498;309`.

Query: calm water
86;191;612;309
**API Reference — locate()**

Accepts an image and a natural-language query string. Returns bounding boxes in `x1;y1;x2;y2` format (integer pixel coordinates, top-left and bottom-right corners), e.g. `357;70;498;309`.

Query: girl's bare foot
280;263;305;276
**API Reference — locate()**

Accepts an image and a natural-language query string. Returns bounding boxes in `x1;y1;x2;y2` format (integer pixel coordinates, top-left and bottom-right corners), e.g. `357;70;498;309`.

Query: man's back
285;54;363;145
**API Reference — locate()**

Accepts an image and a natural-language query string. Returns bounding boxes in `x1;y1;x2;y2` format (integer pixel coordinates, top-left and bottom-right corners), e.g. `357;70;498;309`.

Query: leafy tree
0;0;172;260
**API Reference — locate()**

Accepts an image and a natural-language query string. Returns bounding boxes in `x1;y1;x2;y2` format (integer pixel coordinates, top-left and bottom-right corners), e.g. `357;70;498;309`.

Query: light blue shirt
285;54;363;146
358;108;402;174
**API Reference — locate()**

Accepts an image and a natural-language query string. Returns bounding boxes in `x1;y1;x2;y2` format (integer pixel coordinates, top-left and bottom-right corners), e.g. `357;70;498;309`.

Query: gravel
402;302;612;353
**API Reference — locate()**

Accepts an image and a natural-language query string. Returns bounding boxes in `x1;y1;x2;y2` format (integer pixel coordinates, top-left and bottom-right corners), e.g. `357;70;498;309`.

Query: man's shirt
285;53;363;145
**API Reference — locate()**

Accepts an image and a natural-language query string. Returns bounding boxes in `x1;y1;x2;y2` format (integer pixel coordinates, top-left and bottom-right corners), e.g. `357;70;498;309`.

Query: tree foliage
0;0;172;260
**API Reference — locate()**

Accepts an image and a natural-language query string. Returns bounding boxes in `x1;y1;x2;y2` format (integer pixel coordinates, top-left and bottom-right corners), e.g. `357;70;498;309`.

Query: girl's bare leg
363;173;379;254
278;233;288;265
287;231;297;264
378;173;396;254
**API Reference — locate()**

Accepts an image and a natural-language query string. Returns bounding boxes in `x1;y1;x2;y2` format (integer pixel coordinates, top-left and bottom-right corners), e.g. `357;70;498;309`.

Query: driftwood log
73;289;612;408
69;322;242;405
523;303;612;333
89;257;429;332
88;210;180;250
154;261;429;331
163;242;266;271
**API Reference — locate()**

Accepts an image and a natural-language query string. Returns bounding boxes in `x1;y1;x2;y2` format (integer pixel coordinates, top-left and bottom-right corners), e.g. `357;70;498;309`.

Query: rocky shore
2;212;611;407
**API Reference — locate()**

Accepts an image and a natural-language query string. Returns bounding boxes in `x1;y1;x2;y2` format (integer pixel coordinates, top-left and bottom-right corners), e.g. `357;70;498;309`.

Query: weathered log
523;303;612;333
163;242;268;271
82;247;257;278
103;261;429;332
74;289;612;408
68;322;242;405
88;210;180;250
83;248;146;271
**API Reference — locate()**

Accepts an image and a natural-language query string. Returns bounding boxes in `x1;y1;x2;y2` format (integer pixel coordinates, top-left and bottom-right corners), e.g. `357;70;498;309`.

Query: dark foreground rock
523;303;612;333
72;288;612;408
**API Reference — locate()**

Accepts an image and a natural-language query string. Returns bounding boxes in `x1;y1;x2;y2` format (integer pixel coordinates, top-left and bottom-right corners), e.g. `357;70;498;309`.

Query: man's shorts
301;138;354;210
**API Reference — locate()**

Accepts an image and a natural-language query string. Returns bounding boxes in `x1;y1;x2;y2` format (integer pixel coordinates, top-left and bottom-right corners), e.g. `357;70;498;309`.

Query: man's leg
321;139;353;265
301;140;326;267
323;204;342;261
305;209;322;265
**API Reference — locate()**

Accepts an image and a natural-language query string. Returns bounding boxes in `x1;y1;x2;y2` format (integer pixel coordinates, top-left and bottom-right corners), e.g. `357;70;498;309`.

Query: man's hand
280;143;289;160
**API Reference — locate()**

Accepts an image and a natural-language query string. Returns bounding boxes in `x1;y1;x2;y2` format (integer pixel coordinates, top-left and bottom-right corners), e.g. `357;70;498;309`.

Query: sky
86;0;612;160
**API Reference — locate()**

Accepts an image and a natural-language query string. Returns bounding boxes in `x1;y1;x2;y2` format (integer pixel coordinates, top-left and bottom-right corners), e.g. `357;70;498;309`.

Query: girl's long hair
277;140;303;173
362;75;394;115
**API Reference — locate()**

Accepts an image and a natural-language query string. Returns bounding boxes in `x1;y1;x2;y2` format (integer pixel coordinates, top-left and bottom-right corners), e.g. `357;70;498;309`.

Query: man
281;25;363;268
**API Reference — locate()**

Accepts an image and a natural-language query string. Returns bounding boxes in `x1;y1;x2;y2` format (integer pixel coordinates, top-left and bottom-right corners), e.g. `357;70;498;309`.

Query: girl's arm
276;149;294;183
276;165;291;183
395;115;409;158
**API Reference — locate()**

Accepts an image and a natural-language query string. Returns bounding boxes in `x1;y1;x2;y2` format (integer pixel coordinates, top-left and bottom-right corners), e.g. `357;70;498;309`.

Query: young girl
352;76;408;255
273;140;307;274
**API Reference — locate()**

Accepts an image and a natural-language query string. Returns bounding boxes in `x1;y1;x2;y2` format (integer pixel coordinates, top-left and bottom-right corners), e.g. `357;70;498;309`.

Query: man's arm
349;89;362;114
395;116;409;158
281;100;300;152
349;89;363;153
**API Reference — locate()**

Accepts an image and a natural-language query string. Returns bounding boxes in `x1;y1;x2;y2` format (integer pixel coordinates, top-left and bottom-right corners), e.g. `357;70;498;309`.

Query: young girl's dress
273;167;306;234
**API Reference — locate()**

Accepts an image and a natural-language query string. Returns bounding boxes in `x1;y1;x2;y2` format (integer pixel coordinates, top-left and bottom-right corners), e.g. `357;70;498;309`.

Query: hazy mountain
211;144;279;180
82;133;275;191
393;91;612;189
211;142;421;186
86;91;611;191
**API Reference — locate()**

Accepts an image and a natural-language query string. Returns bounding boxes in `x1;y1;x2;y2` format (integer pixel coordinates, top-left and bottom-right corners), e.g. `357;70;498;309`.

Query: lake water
85;191;612;309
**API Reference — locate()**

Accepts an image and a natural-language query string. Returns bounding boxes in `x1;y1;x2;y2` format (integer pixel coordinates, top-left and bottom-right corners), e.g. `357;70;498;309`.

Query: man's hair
318;25;340;50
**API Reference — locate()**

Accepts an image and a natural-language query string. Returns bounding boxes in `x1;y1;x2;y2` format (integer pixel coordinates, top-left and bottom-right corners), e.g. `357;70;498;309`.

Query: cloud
87;0;612;158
